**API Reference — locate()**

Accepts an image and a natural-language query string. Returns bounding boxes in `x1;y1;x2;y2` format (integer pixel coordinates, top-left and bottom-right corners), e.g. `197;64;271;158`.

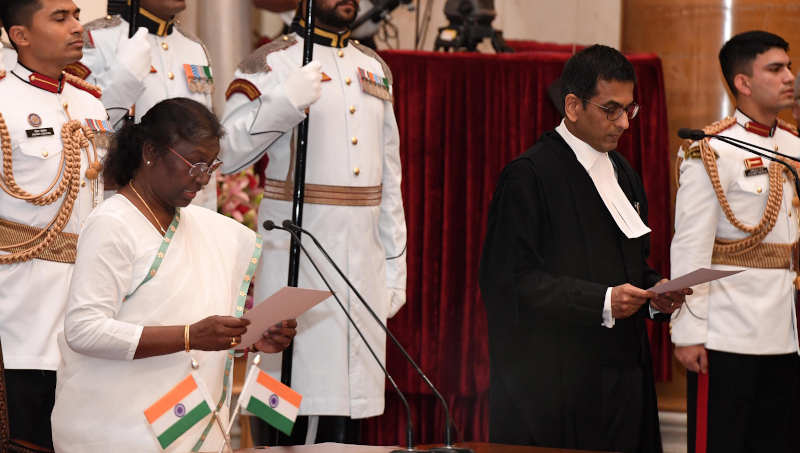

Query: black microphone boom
678;127;800;164
676;128;800;208
263;221;422;453
281;220;473;453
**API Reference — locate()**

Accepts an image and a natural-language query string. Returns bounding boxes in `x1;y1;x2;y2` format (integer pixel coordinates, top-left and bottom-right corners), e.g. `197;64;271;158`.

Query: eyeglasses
582;99;640;121
167;147;222;177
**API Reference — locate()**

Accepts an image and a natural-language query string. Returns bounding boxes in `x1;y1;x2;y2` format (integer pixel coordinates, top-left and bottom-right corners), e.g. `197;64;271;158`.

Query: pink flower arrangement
216;169;263;231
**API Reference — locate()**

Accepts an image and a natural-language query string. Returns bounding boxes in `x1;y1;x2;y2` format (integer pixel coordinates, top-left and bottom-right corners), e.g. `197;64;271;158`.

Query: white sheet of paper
647;268;744;294
239;286;331;346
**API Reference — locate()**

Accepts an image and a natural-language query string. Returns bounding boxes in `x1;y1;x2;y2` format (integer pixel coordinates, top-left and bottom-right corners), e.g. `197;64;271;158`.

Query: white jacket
671;109;800;355
221;32;407;418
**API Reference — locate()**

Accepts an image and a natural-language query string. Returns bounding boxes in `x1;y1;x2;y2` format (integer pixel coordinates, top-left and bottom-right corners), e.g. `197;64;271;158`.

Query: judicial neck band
279;220;474;453
262;220;421;453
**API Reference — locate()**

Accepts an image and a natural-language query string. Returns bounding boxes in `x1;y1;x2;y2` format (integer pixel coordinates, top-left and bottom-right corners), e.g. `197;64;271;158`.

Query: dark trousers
687;350;800;453
250;415;362;446
489;365;660;453
4;369;56;449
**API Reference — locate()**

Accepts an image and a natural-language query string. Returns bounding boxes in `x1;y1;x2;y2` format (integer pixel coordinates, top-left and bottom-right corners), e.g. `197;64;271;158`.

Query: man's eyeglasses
167;147;223;177
583;99;640;121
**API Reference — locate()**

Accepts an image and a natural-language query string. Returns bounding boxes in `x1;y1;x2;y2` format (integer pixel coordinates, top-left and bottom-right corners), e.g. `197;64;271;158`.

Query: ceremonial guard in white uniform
68;4;217;210
671;30;800;453
221;0;406;442
0;0;107;447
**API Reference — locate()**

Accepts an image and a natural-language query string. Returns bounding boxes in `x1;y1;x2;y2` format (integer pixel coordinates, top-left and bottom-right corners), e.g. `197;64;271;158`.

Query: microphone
677;128;706;141
676;127;800;205
262;220;423;453
281;220;473;453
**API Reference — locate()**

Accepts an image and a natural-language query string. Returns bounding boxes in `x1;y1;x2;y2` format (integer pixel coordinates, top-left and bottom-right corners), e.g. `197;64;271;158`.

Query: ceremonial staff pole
126;0;139;124
277;0;316;439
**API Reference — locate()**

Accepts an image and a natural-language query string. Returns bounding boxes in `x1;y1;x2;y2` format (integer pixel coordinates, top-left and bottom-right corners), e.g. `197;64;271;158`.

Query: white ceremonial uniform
0;63;107;370
75;12;217;210
671;109;800;354
221;31;407;418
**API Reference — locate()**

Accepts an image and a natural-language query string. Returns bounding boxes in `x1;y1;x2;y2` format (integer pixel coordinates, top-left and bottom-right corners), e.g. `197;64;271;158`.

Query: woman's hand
254;319;297;353
190;316;251;351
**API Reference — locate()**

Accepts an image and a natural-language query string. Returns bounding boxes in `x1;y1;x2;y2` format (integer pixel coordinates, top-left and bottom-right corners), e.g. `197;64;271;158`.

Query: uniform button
353;167;360;176
81;180;86;187
757;187;763;193
345;77;351;85
351;136;358;145
282;35;289;41
161;42;169;51
62;102;68;109
41;151;48;157
338;50;344;58
349;105;356;114
168;72;174;80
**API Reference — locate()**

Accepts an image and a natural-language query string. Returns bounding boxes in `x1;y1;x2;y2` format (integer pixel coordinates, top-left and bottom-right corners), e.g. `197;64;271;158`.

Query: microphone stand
263;221;424;453
282;220;472;453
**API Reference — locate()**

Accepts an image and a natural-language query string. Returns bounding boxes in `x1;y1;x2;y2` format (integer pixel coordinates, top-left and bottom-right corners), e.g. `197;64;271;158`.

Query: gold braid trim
0;113;92;264
698;117;788;257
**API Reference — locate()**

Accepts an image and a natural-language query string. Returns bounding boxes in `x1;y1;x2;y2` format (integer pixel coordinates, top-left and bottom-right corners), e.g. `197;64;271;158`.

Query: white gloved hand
283;61;323;111
117;27;152;81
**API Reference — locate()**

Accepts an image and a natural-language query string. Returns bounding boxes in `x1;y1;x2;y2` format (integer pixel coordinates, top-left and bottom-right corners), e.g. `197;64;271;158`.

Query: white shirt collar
555;119;606;173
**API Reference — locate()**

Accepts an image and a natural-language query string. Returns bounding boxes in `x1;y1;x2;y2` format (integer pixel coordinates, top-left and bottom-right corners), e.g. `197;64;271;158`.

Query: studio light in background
434;0;512;53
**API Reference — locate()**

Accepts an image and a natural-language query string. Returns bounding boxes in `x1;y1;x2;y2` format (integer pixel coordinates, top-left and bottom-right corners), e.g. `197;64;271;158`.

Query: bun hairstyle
104;97;224;187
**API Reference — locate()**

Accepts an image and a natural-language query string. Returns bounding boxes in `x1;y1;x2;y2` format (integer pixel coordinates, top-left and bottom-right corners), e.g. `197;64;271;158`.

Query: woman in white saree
51;98;296;453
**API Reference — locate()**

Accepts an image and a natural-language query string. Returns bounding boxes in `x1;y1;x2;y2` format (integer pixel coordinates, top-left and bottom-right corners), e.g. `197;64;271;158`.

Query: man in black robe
479;45;689;453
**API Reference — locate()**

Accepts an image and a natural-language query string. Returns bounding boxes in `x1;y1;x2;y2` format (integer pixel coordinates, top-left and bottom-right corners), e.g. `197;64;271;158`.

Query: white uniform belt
263;178;382;207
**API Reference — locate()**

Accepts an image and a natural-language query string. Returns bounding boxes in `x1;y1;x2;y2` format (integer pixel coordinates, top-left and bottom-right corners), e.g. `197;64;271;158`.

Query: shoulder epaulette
225;78;261;101
175;25;213;71
64;61;91;80
63;72;102;99
703;116;736;136
81;14;122;49
777;118;799;137
351;41;393;87
237;36;297;74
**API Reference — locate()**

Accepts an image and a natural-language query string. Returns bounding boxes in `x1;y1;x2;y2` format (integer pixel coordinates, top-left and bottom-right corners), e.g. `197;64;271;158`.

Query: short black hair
719;30;789;97
560;44;636;109
104;98;225;187
1;0;42;49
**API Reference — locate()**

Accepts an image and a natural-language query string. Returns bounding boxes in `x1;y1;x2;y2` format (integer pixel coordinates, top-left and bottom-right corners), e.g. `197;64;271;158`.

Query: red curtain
362;48;672;446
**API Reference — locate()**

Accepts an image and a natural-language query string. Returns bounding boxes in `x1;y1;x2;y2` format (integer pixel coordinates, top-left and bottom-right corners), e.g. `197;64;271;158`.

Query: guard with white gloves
220;0;407;444
66;1;218;210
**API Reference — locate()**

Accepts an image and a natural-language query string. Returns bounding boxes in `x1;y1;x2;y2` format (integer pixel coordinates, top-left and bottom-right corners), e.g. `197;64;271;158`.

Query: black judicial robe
479;131;665;453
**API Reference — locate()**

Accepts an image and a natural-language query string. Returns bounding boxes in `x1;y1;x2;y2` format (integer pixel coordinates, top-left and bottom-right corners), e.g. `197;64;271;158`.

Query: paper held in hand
647;268;744;294
239;286;331;346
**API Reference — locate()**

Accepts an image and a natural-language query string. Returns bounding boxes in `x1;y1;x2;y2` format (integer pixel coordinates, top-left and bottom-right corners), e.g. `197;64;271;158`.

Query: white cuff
602;287;614;328
649;305;660;319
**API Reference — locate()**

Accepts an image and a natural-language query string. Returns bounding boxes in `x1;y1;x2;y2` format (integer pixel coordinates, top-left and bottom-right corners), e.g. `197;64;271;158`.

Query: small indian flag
143;372;215;449
239;367;302;435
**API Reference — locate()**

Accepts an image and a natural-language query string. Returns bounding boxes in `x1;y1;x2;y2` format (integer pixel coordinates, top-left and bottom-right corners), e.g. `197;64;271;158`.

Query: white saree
52;196;262;453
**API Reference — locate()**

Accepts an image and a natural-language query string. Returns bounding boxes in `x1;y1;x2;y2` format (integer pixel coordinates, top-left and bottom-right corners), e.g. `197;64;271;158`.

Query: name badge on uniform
26;127;54;138
744;157;767;177
357;67;393;102
183;64;214;94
